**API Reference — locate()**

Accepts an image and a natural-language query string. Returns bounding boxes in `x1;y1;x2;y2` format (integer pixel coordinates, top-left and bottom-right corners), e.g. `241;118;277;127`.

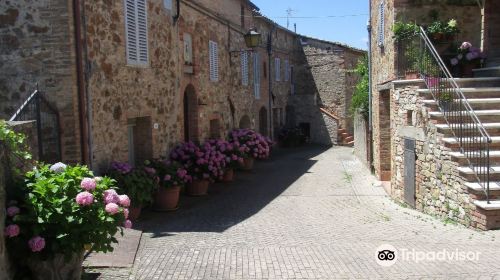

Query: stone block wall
390;82;477;228
0;0;81;164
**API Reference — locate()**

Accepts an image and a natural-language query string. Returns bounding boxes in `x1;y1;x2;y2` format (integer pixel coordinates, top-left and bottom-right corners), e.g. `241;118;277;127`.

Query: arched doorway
259;107;268;136
183;85;198;142
239;115;251;129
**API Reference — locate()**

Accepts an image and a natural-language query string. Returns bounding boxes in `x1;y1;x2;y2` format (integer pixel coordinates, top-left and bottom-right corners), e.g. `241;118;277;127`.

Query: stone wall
390;81;477;228
354;112;369;167
0;0;81;164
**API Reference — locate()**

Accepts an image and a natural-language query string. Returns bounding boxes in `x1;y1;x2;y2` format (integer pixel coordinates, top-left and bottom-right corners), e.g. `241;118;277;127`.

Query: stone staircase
337;128;354;147
419;76;500;229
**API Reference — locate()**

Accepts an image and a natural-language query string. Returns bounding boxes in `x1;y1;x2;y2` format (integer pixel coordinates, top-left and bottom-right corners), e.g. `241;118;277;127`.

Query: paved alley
87;146;500;279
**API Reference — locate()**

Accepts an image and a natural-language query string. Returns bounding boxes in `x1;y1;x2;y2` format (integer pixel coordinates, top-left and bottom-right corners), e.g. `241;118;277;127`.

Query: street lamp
244;29;262;49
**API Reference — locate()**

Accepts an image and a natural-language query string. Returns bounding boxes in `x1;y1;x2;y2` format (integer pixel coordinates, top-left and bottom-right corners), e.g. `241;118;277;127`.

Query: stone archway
259;107;268;136
239;115;251;129
183;84;198;142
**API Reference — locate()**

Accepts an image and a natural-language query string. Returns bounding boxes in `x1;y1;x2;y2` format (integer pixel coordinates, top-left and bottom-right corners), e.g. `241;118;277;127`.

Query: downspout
73;0;89;165
367;3;374;171
173;0;180;23
267;25;277;140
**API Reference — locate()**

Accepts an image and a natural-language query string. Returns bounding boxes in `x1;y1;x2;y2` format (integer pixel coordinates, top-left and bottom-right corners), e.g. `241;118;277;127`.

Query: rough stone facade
0;0;81;164
370;0;484;181
354;111;370;167
290;37;364;145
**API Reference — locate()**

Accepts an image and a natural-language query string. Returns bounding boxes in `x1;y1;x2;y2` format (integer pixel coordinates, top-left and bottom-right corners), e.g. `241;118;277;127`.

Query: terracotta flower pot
128;206;142;221
27;252;84;280
240;157;254;170
222;168;234;182
186;179;209;196
154;186;181;211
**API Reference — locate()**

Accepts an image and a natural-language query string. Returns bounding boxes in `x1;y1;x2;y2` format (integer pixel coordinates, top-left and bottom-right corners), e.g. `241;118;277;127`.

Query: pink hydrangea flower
460;41;472;50
80;177;97;191
123;208;129;219
124;220;132;229
105;203;120;215
103;189;119;204
28;236;46;252
164;175;171;181
118;195;131;207
7;206;20;217
76;191;94;206
4;224;20;238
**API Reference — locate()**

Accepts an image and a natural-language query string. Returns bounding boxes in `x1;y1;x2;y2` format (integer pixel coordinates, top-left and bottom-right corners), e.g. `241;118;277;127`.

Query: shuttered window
209;40;219;82
164;0;172;10
241;51;249;86
377;1;385;47
254;53;261;99
184;33;193;65
275;58;281;81
125;0;149;66
284;59;289;81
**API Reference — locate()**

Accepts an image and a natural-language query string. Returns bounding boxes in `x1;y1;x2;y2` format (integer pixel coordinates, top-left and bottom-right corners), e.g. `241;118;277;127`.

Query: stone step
435;122;500;134
429;109;500;122
419;87;500;98
442;136;500;148
450;150;500;165
465;181;500;192
395;77;500;88
423;98;500;110
473;66;500;78
474;200;500;210
343;136;354;143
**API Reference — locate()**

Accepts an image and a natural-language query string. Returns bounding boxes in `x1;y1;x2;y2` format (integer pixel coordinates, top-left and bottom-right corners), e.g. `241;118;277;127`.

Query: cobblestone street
87;146;500;279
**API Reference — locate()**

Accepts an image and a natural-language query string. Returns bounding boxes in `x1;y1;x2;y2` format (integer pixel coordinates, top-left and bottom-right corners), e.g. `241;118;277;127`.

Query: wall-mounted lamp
230;29;262;54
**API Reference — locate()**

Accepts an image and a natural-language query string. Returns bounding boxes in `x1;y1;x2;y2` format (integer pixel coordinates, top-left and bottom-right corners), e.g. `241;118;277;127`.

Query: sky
251;0;369;50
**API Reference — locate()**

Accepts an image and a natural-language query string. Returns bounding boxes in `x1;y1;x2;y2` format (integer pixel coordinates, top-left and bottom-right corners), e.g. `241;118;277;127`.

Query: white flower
50;162;67;173
448;19;457;28
94;176;103;182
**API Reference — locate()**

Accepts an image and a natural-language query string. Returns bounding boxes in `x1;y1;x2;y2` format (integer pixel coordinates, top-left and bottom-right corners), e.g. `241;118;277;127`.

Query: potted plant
437;82;454;111
5;163;131;280
449;42;485;77
205;139;245;182
108;162;158;220
228;129;272;170
427;19;459;42
147;159;189;211
392;21;419;42
170;141;225;196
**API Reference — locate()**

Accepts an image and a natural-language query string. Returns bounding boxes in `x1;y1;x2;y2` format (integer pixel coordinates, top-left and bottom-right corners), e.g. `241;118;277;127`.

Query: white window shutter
241;51;249;86
378;1;385;47
184;33;193;64
209;41;219;82
137;0;148;64
285;60;289;81
125;0;148;66
254;53;260;99
275;58;281;81
164;0;172;10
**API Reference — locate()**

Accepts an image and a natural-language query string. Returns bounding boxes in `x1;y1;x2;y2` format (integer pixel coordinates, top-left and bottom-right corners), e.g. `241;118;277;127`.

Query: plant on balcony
5;163;130;280
146;159;189;211
392;21;419;41
108;162;158;219
427;19;459;41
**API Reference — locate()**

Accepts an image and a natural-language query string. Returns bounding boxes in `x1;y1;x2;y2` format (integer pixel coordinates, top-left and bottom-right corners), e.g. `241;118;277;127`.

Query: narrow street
89;146;500;279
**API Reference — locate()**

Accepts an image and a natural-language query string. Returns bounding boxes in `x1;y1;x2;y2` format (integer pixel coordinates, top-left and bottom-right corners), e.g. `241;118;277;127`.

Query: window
184;33;193;65
377;1;385;47
241;51;249;86
209;40;219;82
275;57;281;81
125;0;149;66
254;52;261;99
164;0;172;10
284;59;289;81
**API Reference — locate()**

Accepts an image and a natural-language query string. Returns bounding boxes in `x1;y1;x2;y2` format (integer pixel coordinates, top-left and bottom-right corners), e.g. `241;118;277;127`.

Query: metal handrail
417;26;492;202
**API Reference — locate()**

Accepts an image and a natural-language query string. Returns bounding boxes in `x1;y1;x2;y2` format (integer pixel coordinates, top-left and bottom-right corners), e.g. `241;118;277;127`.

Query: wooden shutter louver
209;41;219;82
378;1;385;48
125;0;148;66
254;53;260;99
241;51;249;86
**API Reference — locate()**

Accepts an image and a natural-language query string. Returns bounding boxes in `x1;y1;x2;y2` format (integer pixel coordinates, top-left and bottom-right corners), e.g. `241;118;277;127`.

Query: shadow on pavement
135;145;330;235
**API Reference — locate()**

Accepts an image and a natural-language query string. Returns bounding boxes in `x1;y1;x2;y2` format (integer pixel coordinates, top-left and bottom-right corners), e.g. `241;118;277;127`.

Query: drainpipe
173;0;180;23
267;24;277;140
367;3;374;171
73;0;90;166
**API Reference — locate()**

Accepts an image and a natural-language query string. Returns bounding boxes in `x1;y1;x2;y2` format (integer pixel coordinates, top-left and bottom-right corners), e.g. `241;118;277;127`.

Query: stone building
0;0;363;173
368;0;500;229
289;36;365;145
